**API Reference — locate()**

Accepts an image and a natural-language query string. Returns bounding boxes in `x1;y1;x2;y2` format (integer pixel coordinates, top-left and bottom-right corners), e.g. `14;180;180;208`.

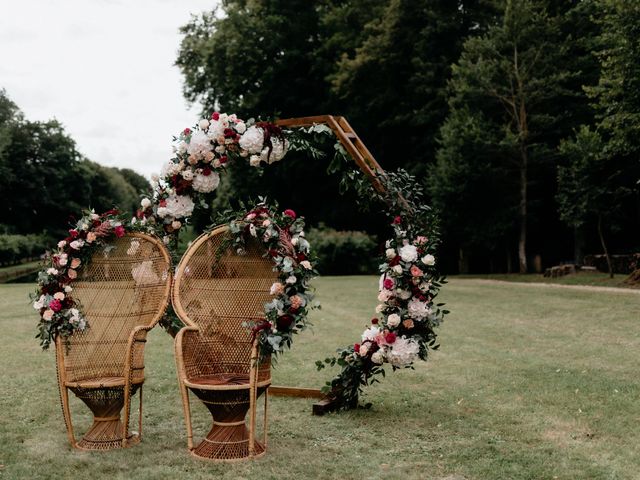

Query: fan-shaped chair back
172;225;276;381
61;233;172;383
172;225;277;461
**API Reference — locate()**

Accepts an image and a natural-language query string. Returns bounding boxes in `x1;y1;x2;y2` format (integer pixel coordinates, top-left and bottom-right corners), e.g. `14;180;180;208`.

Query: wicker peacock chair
55;232;172;450
173;225;276;462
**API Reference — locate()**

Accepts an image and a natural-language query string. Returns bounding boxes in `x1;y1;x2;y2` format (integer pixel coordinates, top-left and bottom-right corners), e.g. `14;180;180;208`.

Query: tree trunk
574;225;585;265
458;248;470;274
518;144;528;273
597;214;613;278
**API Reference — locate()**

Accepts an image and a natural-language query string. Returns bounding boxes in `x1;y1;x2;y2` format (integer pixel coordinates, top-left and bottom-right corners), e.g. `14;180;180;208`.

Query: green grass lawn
1;278;638;479
456;271;638;289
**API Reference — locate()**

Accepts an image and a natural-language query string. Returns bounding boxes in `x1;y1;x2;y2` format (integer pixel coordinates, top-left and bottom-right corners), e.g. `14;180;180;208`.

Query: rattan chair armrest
174;326;201;380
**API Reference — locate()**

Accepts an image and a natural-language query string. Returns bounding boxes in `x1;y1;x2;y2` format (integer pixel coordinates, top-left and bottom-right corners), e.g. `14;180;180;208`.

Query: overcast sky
1;0;217;178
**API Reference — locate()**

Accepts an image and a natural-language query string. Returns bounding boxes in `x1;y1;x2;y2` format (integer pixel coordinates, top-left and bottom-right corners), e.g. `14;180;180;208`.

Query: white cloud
0;0;217;178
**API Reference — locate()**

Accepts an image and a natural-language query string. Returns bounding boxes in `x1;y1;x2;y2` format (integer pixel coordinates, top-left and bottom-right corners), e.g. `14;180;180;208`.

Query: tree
557;126;626;278
432;0;591;273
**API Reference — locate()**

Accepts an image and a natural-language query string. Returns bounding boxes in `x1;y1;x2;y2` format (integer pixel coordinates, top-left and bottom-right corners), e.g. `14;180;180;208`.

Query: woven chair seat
65;376;144;389
187;373;250;387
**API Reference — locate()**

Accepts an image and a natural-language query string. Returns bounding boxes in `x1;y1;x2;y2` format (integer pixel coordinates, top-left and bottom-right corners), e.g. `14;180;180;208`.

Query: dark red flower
219;155;228;164
211;112;220;121
183;127;192;135
277;314;294;330
383;278;394;290
389;255;401;267
136;209;145;219
114;226;125;238
354;343;360;353
202;167;212;176
283;209;296;219
69;229;78;238
371;317;379;325
223;128;235;138
102;209;119;217
296;252;307;262
159;199;167;207
385;331;397;344
392;216;402;225
268;249;279;257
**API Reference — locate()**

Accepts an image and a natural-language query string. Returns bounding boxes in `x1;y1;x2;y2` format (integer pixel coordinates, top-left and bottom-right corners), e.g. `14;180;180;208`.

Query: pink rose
114;225;125;238
410;265;423;277
383;278;395;290
49;299;62;312
42;309;54;321
283;209;296;219
68;269;77;280
70;258;81;269
86;232;97;243
415;236;428;245
289;295;303;310
211;112;220;120
53;292;65;300
270;282;284;296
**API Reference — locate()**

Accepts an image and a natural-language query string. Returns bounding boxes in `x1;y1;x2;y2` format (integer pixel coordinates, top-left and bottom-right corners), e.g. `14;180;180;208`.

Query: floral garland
220;201;317;358
133;112;289;245
32;209;128;349
317;170;448;410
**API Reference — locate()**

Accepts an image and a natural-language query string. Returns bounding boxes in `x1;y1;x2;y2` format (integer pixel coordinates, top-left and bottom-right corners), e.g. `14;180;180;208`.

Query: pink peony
49;299;62;312
383;278;395;290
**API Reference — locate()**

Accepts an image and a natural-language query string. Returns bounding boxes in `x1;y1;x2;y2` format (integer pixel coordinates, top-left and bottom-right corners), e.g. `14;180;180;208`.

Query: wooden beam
269;386;324;398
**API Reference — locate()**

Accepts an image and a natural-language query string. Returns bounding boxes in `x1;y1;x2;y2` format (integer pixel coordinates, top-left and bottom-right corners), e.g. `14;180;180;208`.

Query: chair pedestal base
190;386;267;461
70;384;140;451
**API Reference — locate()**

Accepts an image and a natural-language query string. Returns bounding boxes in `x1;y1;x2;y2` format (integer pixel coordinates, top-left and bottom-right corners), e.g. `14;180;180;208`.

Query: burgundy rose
202;167;212;176
389;255;401;267
392;216;402;225
183;127;191;135
219;155;228;164
277;314;294;330
354;343;360;353
385;331;397;344
69;229;78;238
383;278;394;290
223;128;235;138
211;112;220;121
371;317;379;325
114;226;125;238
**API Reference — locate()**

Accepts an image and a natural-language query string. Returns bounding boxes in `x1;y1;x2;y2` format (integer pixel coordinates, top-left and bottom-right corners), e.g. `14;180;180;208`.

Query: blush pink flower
86;232;97;243
70;258;81;269
42;309;54;321
410;265;424;277
270;282;284;295
289;295;303;310
68;269;78;280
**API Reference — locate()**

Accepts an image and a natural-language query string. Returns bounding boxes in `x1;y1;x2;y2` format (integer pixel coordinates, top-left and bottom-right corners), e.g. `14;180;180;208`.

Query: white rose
47;268;59;276
181;169;194;181
387;313;401;327
199;119;210;130
172;221;182;230
141;198;151;209
392;265;403;275
375;304;385;313
371;349;385;365
249;154;261;167
236;122;246;134
396;289;412;300
286;275;297;284
361;326;379;342
399;244;418;263
385;248;396;259
422;254;435;266
300;260;312;270
64;285;73;293
57;240;66;248
249;224;257;237
239;126;265;154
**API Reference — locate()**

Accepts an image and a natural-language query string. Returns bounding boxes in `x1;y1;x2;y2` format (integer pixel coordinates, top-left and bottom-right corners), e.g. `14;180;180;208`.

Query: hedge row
306;227;378;275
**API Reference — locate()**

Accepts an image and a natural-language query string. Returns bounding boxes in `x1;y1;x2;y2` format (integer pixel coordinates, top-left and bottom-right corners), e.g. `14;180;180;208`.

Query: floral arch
34;112;447;412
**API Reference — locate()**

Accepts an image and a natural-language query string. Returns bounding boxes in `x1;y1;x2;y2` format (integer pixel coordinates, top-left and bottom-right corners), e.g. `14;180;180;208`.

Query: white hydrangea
187;130;212;157
239;125;264;154
407;297;431;319
164;194;195;219
235;121;247;134
161;160;183;178
207;120;225;139
192;171;220;193
259;137;288;164
388;336;420;368
399;244;418;262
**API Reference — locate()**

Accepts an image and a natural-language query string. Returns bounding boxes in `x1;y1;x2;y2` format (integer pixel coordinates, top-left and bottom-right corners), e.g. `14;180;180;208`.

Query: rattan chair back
173;225;275;381
61;233;172;384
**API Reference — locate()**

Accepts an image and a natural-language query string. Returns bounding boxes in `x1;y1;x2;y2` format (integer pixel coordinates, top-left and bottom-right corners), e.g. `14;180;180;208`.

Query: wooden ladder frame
269;115;387;412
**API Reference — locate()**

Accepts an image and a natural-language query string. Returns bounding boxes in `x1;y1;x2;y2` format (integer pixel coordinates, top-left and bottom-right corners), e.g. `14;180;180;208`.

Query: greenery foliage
0;234;51;266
